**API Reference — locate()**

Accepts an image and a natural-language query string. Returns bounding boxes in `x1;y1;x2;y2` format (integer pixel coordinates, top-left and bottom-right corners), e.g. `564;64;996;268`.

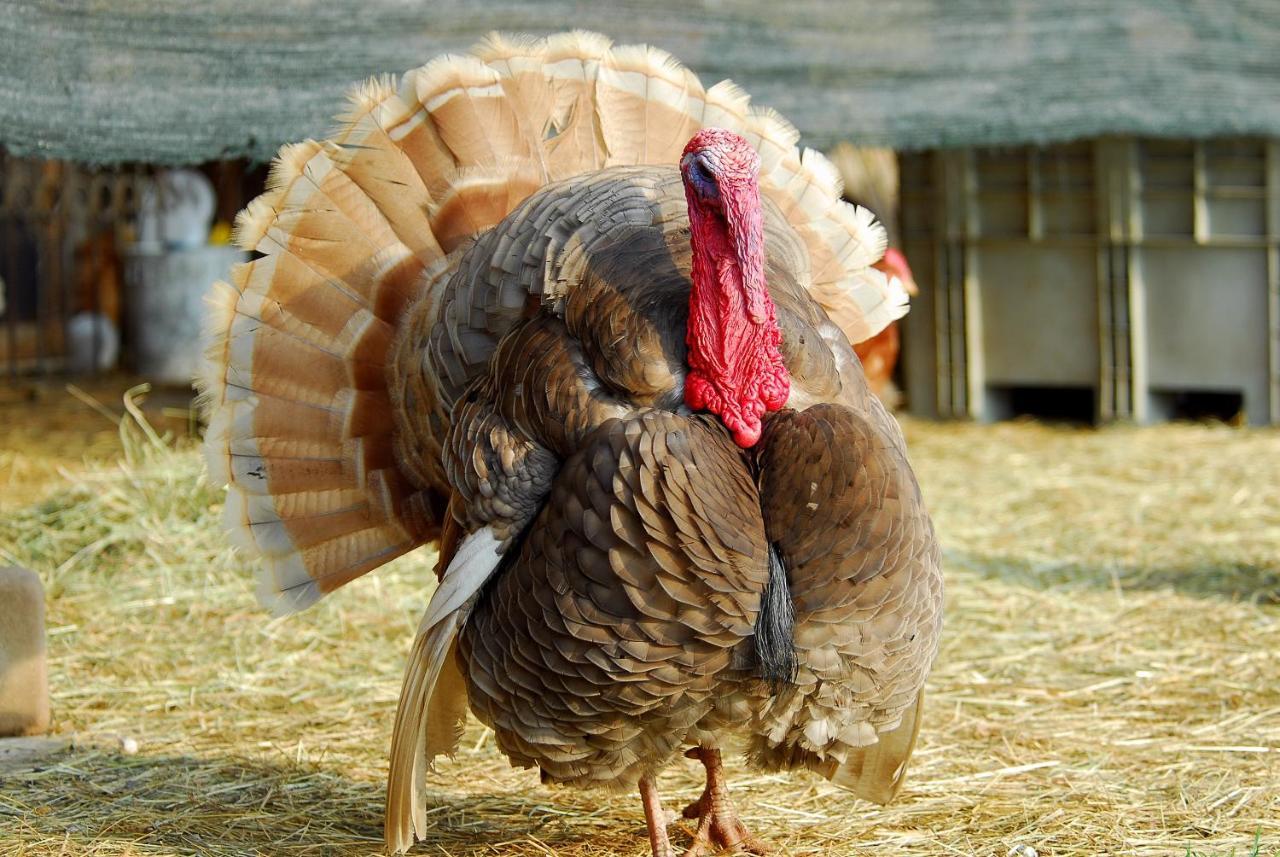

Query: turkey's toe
679;746;772;855
681;789;708;820
680;793;771;856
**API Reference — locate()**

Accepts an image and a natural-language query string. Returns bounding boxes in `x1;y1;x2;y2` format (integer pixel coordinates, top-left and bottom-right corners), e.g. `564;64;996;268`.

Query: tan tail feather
332;83;446;263
828;143;900;228
597;44;702;165
827;690;925;805
538;31;613;179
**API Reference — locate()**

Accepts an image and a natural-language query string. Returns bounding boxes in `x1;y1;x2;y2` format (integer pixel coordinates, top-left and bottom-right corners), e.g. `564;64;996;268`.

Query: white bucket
122;245;247;385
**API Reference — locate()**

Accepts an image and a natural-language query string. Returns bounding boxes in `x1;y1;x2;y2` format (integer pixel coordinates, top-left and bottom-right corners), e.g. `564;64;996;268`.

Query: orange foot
681;747;771;856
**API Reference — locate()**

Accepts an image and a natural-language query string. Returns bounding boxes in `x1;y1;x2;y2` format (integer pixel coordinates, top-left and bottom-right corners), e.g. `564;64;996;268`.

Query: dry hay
0;379;195;512
0;385;1277;856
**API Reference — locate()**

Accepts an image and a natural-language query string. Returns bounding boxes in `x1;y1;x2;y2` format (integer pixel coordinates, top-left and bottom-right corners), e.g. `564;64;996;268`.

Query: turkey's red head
680;128;790;448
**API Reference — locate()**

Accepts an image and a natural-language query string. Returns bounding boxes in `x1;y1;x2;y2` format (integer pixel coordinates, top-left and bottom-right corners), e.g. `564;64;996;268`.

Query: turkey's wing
751;402;943;800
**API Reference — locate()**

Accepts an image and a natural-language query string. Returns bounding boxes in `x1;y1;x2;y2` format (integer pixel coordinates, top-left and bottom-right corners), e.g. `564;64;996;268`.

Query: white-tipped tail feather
828;690;925;805
827;144;900;234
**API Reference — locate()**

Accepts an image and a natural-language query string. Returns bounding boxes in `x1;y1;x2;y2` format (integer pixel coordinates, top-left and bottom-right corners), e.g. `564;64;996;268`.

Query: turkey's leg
681;747;770;856
640;774;677;857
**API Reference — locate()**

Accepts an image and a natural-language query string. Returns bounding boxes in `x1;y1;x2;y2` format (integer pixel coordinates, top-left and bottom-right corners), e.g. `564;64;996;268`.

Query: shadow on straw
947;548;1280;604
2;745;600;856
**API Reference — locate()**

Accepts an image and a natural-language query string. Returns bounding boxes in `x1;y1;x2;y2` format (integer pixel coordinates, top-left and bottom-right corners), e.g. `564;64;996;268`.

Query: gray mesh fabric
2;0;1278;165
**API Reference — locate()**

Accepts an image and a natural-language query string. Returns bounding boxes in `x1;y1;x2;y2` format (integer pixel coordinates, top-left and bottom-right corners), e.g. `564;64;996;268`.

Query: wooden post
960;149;985;420
1267;140;1279;424
934;149;973;419
1125;138;1148;424
1028;147;1044;243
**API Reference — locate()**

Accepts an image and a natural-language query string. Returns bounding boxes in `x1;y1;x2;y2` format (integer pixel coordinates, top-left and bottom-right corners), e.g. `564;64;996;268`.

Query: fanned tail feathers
199;129;441;615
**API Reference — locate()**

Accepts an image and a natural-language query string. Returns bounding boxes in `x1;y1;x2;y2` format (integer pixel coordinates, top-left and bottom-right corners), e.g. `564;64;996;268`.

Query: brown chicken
74;230;122;325
199;32;943;857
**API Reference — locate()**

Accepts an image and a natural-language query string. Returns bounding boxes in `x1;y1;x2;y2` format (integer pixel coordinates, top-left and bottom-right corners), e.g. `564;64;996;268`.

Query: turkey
199;31;943;856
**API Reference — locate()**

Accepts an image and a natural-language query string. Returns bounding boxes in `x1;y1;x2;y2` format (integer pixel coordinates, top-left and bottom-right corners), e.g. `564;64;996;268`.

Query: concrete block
0;566;50;736
0;736;71;774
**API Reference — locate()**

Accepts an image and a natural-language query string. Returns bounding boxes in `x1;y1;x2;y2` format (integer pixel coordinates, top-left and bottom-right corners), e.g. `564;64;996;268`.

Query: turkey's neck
684;185;790;448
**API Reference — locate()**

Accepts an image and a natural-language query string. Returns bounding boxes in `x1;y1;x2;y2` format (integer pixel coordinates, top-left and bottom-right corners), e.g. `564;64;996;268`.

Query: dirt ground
1;380;1277;856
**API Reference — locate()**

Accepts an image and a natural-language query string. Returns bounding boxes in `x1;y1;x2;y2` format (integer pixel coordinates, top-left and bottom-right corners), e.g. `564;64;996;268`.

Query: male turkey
200;31;943;856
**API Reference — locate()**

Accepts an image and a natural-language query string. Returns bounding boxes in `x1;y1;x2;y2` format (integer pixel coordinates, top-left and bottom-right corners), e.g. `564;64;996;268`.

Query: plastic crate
900;137;1280;425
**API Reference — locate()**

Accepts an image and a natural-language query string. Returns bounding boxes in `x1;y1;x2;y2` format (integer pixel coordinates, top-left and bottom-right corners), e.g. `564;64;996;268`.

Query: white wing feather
386;526;504;853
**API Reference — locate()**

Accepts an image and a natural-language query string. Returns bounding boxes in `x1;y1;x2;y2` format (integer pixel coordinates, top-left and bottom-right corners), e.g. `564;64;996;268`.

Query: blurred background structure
901;140;1279;426
1;0;1278;424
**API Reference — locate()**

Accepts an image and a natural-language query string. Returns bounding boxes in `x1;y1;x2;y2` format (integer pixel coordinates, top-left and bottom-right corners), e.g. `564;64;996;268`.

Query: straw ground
1;383;1277;856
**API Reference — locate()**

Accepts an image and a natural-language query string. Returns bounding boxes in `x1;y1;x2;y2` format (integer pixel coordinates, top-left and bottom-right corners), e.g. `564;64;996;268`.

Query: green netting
2;0;1279;166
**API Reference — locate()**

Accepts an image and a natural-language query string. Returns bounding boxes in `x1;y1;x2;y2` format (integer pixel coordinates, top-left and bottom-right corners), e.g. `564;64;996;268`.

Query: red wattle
681;129;791;448
682;244;790;448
